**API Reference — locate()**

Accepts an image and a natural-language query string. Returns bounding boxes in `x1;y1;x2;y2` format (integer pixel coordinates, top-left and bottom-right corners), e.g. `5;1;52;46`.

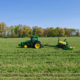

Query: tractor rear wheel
34;42;41;49
24;44;28;48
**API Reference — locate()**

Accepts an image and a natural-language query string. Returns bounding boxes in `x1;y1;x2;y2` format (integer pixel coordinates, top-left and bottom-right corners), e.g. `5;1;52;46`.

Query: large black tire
62;45;66;49
34;41;41;49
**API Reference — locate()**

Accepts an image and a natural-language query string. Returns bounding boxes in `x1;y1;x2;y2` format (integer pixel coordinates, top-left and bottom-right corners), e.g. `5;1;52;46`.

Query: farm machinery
18;36;43;48
44;38;75;50
18;36;75;50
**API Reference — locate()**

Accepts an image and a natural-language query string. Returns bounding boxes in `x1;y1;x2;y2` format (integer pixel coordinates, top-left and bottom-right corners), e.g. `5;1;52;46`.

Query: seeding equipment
18;36;75;50
44;38;75;50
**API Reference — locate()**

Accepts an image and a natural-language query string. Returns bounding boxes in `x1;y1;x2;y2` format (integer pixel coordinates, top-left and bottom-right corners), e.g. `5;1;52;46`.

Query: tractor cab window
32;38;37;40
31;37;38;42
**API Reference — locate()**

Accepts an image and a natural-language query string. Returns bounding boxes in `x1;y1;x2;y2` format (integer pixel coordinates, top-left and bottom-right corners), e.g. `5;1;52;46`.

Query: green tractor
18;36;42;48
57;38;75;50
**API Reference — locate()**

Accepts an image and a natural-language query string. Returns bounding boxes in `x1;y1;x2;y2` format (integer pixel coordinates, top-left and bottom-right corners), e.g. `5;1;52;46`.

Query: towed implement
44;38;75;50
18;36;75;50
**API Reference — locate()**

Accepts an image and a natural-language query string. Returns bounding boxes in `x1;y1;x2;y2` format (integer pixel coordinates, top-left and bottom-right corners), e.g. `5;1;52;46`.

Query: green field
0;37;80;80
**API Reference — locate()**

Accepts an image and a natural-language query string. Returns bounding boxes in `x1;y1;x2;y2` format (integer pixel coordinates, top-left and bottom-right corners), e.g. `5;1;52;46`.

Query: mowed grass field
0;37;80;80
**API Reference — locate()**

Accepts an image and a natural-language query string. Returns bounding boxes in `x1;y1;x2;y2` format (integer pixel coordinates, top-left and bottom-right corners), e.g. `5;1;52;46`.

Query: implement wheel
34;42;41;49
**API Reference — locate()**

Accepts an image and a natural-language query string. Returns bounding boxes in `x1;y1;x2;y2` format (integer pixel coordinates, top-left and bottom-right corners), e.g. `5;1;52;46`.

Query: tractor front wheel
34;42;41;49
24;44;28;48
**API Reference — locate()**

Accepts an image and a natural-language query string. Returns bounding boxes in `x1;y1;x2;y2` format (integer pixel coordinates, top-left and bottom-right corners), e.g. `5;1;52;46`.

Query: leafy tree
14;25;20;35
76;29;79;36
23;25;30;36
43;28;50;37
0;22;79;38
29;29;33;36
50;27;54;36
49;27;59;37
10;26;14;35
7;32;11;37
56;27;60;31
18;27;23;37
32;26;38;36
69;29;76;35
0;24;2;34
0;22;9;35
56;27;60;36
37;27;43;37
64;28;71;36
59;28;65;36
49;27;54;36
53;29;59;37
76;32;79;36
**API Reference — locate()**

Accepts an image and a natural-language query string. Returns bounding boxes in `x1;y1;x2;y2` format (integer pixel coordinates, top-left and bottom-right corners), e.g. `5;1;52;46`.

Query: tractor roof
31;36;38;38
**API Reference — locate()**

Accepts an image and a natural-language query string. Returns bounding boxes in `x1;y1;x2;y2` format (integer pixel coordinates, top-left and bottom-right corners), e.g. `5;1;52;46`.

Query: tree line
0;22;79;38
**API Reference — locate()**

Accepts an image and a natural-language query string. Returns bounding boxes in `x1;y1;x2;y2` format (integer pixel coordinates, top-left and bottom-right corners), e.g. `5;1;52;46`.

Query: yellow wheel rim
24;45;28;48
35;43;40;49
72;47;75;49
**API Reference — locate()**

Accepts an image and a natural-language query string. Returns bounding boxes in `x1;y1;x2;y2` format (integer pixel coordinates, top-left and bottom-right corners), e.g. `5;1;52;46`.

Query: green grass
0;37;80;80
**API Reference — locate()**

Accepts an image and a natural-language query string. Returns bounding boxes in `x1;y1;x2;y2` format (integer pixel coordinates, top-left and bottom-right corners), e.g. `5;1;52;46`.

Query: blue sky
0;0;80;29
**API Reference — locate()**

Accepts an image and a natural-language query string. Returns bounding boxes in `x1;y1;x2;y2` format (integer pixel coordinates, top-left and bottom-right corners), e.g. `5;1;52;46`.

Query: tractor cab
31;36;38;43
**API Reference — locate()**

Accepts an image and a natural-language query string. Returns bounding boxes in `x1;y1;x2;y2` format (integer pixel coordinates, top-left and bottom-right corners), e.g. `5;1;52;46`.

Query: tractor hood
22;40;31;43
21;40;31;45
18;40;31;46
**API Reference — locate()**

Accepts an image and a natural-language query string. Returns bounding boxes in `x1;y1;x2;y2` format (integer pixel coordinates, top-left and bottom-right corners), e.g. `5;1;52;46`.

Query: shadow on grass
16;47;23;48
16;47;35;49
16;46;72;50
